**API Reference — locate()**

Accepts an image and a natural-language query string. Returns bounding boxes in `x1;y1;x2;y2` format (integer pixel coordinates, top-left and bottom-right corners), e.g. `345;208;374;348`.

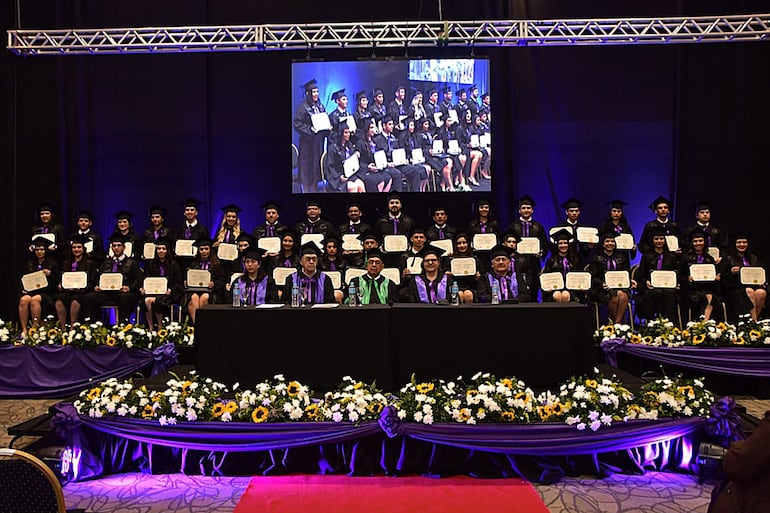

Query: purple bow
378;405;405;438
705;396;745;446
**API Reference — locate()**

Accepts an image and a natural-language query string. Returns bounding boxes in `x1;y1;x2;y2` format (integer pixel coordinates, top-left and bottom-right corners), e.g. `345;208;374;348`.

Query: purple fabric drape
0;343;177;398
600;338;770;377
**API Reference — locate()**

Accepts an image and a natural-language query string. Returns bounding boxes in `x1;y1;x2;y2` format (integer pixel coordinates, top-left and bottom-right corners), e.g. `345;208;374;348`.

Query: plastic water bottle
239;282;247;307
450;282;460;306
491;280;500;305
291;282;300;308
232;282;241;307
348;282;357;306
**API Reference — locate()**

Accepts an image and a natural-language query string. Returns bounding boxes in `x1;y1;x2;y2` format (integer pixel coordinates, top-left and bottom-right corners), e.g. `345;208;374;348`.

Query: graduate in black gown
18;237;60;337
281;242;336;305
184;237;225;324
142;205;173;251
30;203;66;264
635;226;681;324
295;200;337;238
477;244;533;304
588;231;635;324
293;78;328;193
679;229;722;321
252;200;289;242
141;237;184;331
354;118;393;193
373;114;425;192
719;231;767;322
111;210;142;259
598;200;637;263
346;248;399;305
446;233;481;303
416;117;454;192
214;203;243;247
638;196;681;256
352;90;373;138
55;234;97;327
402;246;455;304
175;198;210;272
70;210;105;268
540;229;585;304
326;124;366;193
229;248;280;306
682;201;727;261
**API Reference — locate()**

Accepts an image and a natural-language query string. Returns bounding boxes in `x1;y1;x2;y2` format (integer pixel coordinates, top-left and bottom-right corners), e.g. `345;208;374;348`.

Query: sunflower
536;405;553;421
458;408;472;421
501;378;514;389
287;381;302;397
353;381;364;390
514;391;527;400
122;324;134;332
142;404;155;419
186;326;195;335
465;389;478;399
211;403;225;418
551;402;564;415
734;336;746;345
224;401;238;414
47;328;59;338
643;336;653;344
105;337;116;347
692;334;705;345
304;403;319;419
151;392;164;403
750;329;762;341
251;406;269;423
500;411;516;422
86;387;102;401
181;381;193;394
28;327;38;336
157;329;168;339
605;325;616;335
630;333;643;344
585;379;598;388
416;382;435;394
677;386;695;399
681;330;689;338
367;402;384;415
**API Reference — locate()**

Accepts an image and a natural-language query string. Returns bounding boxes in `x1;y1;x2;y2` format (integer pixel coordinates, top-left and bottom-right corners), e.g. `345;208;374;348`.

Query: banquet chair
0;448;66;513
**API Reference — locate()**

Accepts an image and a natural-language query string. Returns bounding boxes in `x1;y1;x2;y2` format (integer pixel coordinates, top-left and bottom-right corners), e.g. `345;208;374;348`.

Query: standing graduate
293;78;328;193
70;210;105;268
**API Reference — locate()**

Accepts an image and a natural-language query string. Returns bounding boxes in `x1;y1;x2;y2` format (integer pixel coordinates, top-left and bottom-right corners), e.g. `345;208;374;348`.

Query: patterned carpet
2;397;749;513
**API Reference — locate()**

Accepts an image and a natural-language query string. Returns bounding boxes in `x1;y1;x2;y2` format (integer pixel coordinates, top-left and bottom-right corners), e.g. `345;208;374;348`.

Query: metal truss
7;14;770;56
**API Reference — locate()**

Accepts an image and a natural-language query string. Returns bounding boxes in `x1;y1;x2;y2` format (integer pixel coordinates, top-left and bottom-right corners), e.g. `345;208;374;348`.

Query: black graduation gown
293;98;328;190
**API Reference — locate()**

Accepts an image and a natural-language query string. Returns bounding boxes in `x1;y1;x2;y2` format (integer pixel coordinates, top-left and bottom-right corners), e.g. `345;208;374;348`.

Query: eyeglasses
423;258;439;263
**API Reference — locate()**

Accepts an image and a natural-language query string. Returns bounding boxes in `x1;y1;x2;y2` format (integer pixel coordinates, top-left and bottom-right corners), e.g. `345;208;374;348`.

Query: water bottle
239;282;247;307
232;281;241;307
291;281;300;308
491;280;500;305
450;282;460;306
348;282;357;306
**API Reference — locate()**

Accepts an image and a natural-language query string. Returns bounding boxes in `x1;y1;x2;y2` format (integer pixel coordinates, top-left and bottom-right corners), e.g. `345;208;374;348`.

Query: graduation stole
415;274;448;304
358;275;389;304
291;272;326;304
241;276;268;304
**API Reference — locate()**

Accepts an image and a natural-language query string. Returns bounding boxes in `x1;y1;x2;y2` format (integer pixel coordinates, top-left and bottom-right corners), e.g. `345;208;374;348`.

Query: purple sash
415;275;448;303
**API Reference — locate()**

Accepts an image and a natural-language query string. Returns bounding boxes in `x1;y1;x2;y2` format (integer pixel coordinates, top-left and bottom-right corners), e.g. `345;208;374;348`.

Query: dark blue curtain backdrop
1;1;769;316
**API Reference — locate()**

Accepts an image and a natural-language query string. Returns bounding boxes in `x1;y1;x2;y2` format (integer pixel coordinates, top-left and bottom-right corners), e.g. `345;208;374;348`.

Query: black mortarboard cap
600;230;618;242
394;84;405;93
502;231;521;243
305;200;321;209
649;225;668;238
221;203;242;214
149;205;167;216
359;230;379;243
419;245;445;259
365;248;385;261
31;236;53;248
37;203;55;214
482;92;490;99
331;88;346;102
278;228;299;241
183;198;202;208
76;210;96;221
410;227;426;236
442;86;452;94
476;198;491;207
688;229;709;242
456;88;467;96
730;230;751;242
695;201;711;213
300;241;321;256
235;233;254;244
154;236;173;248
489;244;514;260
430;205;447;216
469;84;479;92
322;234;341;246
69;234;90;245
262;200;281;211
302;79;318;92
355;90;367;102
427;88;438;96
242;247;266;261
381;114;394;125
387;192;401;202
108;233;129;244
648;195;672;211
608;199;627;209
114;210;134;221
551;228;574;242
192;237;214;248
373;87;383;96
517;195;536;207
560;198;583;210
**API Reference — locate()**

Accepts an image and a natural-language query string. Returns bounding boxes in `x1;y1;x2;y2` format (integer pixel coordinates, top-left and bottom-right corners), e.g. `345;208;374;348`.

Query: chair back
0;448;66;513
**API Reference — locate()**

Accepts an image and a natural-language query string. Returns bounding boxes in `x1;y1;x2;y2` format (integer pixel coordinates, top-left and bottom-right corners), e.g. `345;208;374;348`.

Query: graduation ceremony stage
195;302;596;391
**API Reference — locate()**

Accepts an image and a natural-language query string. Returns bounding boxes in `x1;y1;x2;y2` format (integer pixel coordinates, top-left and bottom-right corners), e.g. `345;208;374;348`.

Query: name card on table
690;263;716;282
99;272;123;291
604;270;630;289
566;271;591;291
517;237;540;255
143;277;168;295
61;271;88;290
740;266;766;286
21;270;48;292
450;257;477;276
539;272;565;291
217;243;238;261
650;270;677;289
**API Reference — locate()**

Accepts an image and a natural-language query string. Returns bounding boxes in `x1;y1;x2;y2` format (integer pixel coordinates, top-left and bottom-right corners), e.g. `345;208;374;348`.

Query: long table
195;303;595;391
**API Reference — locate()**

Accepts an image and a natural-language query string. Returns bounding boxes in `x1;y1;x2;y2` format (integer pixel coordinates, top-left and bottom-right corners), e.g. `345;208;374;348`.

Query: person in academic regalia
54;234;97;327
477;244;533;304
469;113;491;180
436;114;469;191
214;203;242;247
397;117;432;192
229;248;279;306
268;229;301;272
352;90;373;138
402;246;455;304
388;85;409;139
252;200;289;242
346;248;399;305
142;205;172;246
398;227;430;283
551;197;597;269
337;202;372;238
588;231;636;324
18;237;60;337
70;210;105;268
425;206;457;245
367;87;388;128
184;238;225;324
456;108;484;188
281;242;336;305
719;231;767;322
598;199;637;263
638;195;681;256
540;229;585;304
111;210;142;259
635;225;681;324
175;198;209;272
295;200;336;238
327;88;351;136
445;233;481;303
141;237;183;331
29;203;66;264
679;229;722;321
293;78;328;193
682;201;727;262
409;89;427;126
326;124;366;193
319;234;348;304
82;233;144;324
373;114;425;192
416;117;454;191
467;198;500;239
354;118;393;193
424;88;442;133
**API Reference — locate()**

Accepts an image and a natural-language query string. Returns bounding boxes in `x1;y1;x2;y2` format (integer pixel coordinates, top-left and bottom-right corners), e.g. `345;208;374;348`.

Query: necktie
112;259;119;272
160;264;165;277
225;229;232;243
368;277;381;304
428;282;436;304
387;136;393;151
438;228;445;240
563;258;569;273
522;221;531;237
656;254;663;270
607;258;616;271
697;255;704;264
267;225;274;237
185;225;192;239
391;217;399;234
500;277;508;301
480;223;487;234
71;262;77;271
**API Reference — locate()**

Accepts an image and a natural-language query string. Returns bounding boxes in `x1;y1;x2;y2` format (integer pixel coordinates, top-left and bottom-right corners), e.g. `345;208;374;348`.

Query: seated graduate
55;234;97;327
18;236;60;337
346;248;399;305
477;244;533;304
282;242;336;305
679;229;722;321
83;233;144;324
231;247;279;306
267;229;301;274
540;228;585;304
402;246;456;304
319;234;348;304
445;232;481;303
141;237;183;331
719;230;767;322
635;225;681;324
184;237;226;324
398;227;430;282
588;230;636;324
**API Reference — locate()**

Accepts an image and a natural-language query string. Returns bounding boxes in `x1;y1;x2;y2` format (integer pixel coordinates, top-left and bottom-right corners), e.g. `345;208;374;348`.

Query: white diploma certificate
61;271;87;290
272;268;296;286
84;240;94;254
32;233;55;245
450;257;477;276
411;148;425;164
343;154;360;177
448;109;459;124
99;272;123;291
186;269;211;289
310;112;331;132
690;263;716;282
175;239;197;257
707;247;720;260
344;268;367;285
342;234;363;251
381;267;401;285
230;272;243;284
539;272;565;291
374;150;388;170
257;236;281;254
447;140;460;155
469;134;480;148
740;266;766;286
433;112;443;126
217;243;238;261
143;277;168;295
576;227;599;243
301;233;324;249
605;270;631;289
383;235;408;253
345;116;357;132
566;271;592;291
432;140;444;154
21;270;48;292
325;270;342;290
615;233;634;250
406;256;423;274
517;237;541;255
472;233;497;251
143;242;156;260
665;235;680;252
480;133;491;148
430;238;454;255
650;270;677;288
391;148;408;166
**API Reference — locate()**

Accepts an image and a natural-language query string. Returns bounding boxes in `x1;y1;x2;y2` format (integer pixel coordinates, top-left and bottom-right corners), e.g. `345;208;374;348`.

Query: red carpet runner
233;475;550;513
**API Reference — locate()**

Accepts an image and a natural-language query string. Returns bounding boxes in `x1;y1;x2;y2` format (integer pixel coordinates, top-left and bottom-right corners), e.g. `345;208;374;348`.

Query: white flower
589;420;601;431
576;422;586;431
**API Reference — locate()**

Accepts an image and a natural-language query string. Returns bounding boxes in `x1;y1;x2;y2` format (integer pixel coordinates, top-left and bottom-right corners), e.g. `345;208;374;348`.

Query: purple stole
292;272;326;304
242;276;268;305
415;274;448;304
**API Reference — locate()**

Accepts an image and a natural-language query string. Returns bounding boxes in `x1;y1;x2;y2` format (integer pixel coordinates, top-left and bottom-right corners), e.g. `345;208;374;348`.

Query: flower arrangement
109;322;156;349
734;315;770;346
394;375;457;424
681;318;736;347
0;318;16;343
154;320;195;346
449;372;537;424
24;316;65;346
64;321;110;347
593;322;633;343
74;378;151;419
542;368;636;430
635;317;684;347
319;376;391;424
234;374;314;423
637;376;715;418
